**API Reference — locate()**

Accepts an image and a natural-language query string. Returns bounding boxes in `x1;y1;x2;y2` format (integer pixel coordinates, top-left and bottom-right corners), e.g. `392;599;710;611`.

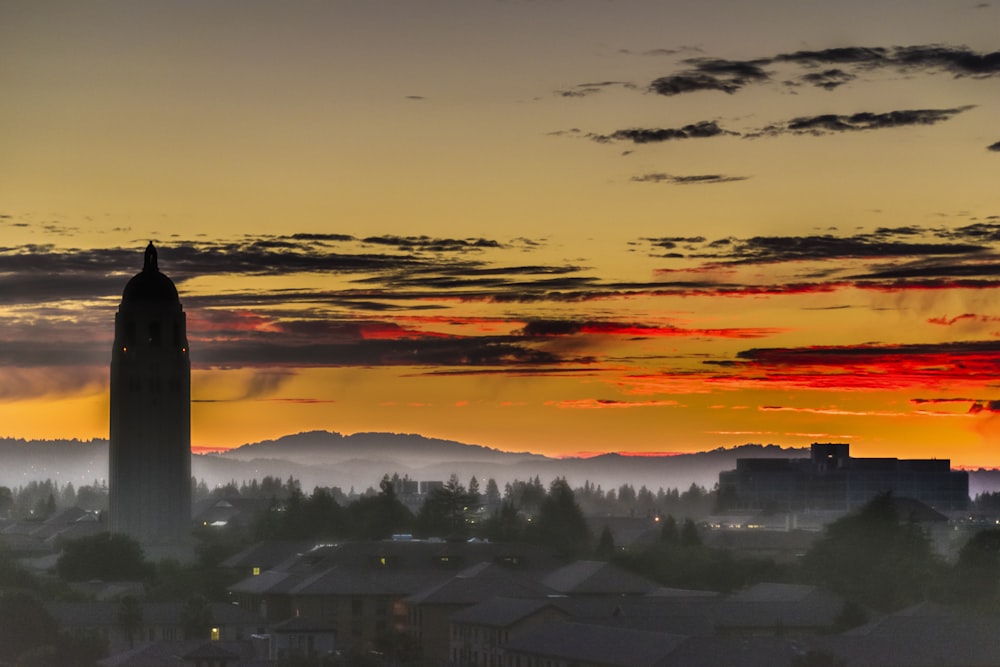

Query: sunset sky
2;1;1000;465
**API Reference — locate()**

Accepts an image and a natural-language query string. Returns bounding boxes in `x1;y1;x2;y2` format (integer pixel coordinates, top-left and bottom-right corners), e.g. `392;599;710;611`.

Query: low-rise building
719;443;968;512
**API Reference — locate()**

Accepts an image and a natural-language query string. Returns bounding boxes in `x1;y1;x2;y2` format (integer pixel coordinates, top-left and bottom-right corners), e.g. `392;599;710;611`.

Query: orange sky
2;1;1000;465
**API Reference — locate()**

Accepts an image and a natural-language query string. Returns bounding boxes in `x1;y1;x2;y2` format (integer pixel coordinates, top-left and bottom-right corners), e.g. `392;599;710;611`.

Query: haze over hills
204;431;807;493
2;431;997;497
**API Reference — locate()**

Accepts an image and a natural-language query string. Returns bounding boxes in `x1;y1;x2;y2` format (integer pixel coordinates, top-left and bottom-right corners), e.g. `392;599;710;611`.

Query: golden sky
2;1;1000;464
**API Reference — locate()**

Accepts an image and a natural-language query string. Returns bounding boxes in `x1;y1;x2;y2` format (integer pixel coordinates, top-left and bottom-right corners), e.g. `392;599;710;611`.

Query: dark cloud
891;44;1000;77
631;173;749;185
359;235;502;252
775;46;890;67
640;229;985;264
0;233;526;306
590;121;730;144
799;68;856;90
938;221;1000;242
556;81;634;98
195;337;567;368
750;106;973;137
650;58;769;96
13;222;1000;375
738;339;1000;366
729;339;1000;392
585;107;968;147
644;44;1000;99
519;320;583;337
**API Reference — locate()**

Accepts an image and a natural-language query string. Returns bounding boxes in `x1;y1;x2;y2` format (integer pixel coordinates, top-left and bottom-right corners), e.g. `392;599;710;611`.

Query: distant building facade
718;443;968;512
109;243;192;549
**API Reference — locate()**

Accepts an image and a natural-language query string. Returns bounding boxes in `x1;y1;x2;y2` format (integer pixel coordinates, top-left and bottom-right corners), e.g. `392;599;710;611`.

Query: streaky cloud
631;173;748;185
589;121;730;144
643;44;1000;98
749;106;974;137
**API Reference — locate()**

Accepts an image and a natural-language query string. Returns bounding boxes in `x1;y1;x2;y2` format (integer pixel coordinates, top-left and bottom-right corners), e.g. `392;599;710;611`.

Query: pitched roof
503;621;686;667
541;560;659;595
272;615;335;633
404;561;554;605
729;582;821;603
450;597;561;628
227;539;563;598
220;540;317;569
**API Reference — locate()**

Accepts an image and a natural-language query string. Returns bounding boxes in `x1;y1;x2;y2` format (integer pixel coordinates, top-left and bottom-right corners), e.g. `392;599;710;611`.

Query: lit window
211;627;220;641
252;567;260;576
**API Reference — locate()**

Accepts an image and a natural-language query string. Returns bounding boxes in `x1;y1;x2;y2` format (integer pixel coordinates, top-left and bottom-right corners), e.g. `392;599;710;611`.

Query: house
227;540;561;655
219;540;317;580
501;621;686;667
450;597;570;667
47;601;261;655
268;615;336;662
403;561;555;664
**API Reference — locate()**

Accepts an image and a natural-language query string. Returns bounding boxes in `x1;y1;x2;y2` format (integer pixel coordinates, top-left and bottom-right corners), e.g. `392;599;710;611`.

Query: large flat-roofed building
718;443;968;512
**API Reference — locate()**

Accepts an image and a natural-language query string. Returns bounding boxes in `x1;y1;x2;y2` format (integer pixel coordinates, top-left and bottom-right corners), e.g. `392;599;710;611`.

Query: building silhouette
718;442;968;512
109;243;191;550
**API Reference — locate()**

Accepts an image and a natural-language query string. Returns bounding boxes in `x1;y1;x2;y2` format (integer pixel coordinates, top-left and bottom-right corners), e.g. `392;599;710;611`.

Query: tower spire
143;242;158;272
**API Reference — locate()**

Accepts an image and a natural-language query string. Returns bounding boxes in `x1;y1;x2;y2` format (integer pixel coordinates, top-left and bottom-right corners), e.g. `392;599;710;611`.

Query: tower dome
121;242;180;303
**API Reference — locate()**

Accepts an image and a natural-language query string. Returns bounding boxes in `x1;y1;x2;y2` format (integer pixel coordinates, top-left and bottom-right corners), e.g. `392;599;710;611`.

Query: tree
595;525;616;559
680;518;702;547
33;492;57;520
56;532;152;582
532;478;591;559
953;529;1000;607
483;499;525;543
660;515;679;544
344;477;414;539
0;591;57;662
484;478;501;509
0;486;11;518
416;474;477;539
801;493;943;611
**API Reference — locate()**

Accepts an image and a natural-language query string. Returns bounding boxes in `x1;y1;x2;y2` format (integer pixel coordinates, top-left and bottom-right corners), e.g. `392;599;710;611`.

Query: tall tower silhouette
109;242;191;549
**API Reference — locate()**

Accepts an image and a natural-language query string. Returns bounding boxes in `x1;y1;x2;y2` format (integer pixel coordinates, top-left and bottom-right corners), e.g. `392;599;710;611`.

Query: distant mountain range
2;431;997;497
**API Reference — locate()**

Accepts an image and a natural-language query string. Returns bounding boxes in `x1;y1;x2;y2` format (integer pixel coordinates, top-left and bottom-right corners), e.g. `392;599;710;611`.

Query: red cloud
547;398;680;409
730;342;1000;392
579;322;784;339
